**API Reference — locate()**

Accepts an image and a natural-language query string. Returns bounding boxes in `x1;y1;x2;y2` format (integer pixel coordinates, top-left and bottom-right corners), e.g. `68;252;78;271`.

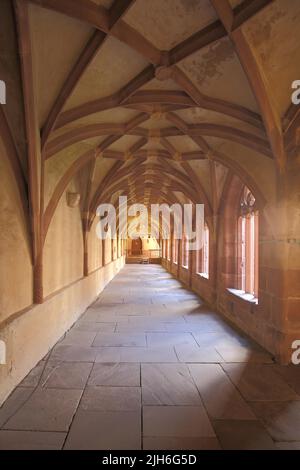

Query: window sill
227;288;258;305
182;265;189;270
197;272;209;280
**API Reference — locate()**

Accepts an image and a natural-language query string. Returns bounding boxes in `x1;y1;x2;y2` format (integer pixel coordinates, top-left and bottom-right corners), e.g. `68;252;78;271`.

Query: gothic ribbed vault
3;0;300;284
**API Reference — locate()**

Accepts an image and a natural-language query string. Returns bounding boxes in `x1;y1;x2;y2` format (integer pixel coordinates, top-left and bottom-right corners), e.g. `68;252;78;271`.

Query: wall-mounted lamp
66;192;81;208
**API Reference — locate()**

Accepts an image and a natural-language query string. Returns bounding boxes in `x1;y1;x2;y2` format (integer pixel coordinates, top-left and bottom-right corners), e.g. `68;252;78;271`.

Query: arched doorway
131;237;142;255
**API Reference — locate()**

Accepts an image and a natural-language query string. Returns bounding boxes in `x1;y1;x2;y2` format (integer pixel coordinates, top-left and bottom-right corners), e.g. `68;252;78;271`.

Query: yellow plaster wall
43;181;84;297
0;138;33;323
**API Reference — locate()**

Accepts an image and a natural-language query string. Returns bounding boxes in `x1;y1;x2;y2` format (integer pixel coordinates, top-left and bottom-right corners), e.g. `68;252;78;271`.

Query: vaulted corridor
0;265;299;450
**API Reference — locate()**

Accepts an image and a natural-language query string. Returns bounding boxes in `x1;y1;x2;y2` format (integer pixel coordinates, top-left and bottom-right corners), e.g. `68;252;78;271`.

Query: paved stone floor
1;265;300;450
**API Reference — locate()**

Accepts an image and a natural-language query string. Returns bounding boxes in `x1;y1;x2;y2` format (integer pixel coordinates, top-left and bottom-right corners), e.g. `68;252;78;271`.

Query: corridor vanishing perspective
0;265;299;450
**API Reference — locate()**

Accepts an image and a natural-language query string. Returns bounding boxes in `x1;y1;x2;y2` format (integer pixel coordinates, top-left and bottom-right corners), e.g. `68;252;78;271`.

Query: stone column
259;168;300;363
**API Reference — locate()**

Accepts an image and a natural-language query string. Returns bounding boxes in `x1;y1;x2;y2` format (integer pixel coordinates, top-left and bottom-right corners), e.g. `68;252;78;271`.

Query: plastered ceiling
4;0;300;237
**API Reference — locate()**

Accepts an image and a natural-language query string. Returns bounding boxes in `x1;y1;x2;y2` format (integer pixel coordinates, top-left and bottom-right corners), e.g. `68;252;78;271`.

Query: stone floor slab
175;343;223;363
0;430;66;450
20;361;46;388
0;388;34;428
192;330;252;349
50;345;98;362
275;441;300;450
41;362;93;389
250;401;300;441
60;330;97;347
96;346;178;363
80;386;141;411
146;332;196;348
143;406;215;438
272;364;300;395
4;388;82;432
93;332;146;347
216;344;274;364
72;321;116;333
142;363;202;405
212;420;276;450
222;364;300;401
143;436;221;450
188;364;256;420
64;410;141;450
88;363;140;387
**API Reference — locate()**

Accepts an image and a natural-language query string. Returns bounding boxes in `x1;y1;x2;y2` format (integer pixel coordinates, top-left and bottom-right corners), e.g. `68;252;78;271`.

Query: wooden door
131;238;142;255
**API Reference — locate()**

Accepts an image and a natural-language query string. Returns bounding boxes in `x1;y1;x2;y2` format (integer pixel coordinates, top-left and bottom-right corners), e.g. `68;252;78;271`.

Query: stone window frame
197;223;210;279
237;187;259;299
